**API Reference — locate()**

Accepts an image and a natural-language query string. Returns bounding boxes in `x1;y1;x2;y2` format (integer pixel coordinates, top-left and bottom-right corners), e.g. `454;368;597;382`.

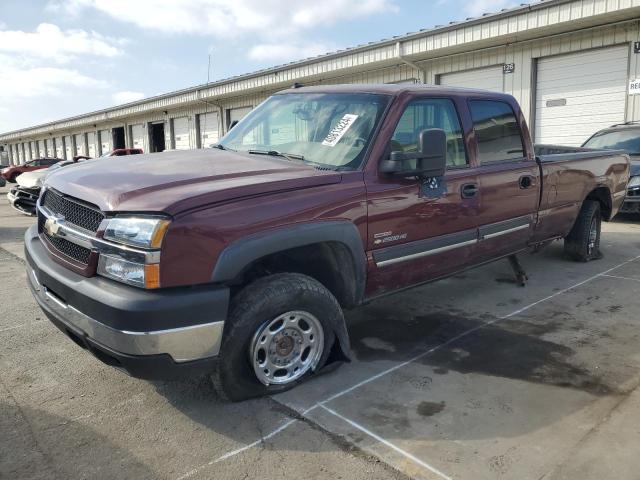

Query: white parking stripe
184;253;640;477
319;404;453;480
601;274;640;283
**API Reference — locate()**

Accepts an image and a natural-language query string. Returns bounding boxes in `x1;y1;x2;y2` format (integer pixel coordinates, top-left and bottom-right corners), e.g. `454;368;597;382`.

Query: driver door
365;96;480;297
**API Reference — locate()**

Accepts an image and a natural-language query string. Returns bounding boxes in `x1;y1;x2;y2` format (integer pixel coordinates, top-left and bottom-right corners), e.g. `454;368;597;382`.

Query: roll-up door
30;142;36;160
534;46;629;146
64;135;73;160
130;124;144;150
38;140;45;157
55;138;64;159
18;144;24;164
199;112;219;147
439;66;505;92
45;139;54;157
87;132;96;158
172;117;190;150
99;129;111;155
75;134;85;156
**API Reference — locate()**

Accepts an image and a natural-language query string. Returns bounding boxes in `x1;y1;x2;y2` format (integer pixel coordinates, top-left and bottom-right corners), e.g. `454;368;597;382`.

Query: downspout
396;41;427;84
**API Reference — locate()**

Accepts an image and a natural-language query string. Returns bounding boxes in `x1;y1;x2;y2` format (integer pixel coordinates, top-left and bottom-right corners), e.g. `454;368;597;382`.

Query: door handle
461;183;479;198
519;175;535;189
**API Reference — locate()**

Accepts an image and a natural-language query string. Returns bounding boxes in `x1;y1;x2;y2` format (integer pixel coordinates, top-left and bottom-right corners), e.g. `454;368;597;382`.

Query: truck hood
44;149;342;215
17;169;46;188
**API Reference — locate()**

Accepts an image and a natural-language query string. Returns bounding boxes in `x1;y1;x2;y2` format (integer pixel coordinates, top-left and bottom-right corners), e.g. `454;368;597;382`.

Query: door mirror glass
380;128;447;178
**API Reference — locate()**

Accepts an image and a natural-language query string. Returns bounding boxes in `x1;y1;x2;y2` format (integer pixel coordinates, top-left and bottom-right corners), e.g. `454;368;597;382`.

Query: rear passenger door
470;100;539;260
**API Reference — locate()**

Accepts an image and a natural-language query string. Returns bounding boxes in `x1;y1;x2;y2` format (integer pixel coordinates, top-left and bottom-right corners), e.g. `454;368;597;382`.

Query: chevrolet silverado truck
25;84;630;401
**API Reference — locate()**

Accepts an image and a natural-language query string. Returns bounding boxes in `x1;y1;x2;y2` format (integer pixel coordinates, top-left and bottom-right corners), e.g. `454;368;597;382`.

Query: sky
0;0;517;134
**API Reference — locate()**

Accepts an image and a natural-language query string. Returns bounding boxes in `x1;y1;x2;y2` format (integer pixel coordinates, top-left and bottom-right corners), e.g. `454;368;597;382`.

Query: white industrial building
2;0;640;165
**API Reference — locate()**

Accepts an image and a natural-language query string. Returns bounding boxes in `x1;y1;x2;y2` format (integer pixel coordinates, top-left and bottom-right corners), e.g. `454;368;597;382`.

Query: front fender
211;220;367;304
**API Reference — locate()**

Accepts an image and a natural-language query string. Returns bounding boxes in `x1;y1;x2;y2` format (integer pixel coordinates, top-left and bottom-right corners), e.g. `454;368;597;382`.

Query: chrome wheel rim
250;310;324;386
588;217;598;255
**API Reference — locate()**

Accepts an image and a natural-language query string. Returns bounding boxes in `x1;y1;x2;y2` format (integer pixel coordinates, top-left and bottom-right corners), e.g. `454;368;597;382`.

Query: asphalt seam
0;244;25;264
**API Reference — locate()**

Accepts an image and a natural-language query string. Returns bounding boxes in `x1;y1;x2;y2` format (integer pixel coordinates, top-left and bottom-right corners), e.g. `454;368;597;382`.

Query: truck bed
532;145;630;243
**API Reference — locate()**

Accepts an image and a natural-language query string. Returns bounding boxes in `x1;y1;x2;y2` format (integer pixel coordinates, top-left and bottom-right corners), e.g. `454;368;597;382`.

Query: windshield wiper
212;144;235;151
248;149;305;162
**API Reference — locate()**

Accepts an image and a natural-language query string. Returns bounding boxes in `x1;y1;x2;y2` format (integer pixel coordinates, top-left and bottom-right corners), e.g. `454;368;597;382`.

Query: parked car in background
7;160;79;215
583;122;640;215
99;148;144;158
25;85;629;401
1;158;62;183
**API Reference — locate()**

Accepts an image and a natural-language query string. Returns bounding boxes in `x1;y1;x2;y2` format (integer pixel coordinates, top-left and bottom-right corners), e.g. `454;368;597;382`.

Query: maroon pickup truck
25;85;629;401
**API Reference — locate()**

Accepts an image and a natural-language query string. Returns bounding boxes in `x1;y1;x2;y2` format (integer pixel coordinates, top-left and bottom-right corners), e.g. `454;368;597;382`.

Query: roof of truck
276;83;514;98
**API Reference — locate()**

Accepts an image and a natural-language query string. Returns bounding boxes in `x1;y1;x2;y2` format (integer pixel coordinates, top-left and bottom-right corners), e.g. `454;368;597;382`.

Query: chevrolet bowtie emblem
44;216;63;237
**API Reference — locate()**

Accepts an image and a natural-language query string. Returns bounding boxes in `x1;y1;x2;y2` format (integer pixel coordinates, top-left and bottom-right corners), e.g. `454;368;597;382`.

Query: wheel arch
585;186;612;221
211;221;367;308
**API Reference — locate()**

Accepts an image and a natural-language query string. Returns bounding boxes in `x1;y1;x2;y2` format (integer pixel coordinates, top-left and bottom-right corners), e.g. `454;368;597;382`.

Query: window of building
391;98;467;167
469;100;524;163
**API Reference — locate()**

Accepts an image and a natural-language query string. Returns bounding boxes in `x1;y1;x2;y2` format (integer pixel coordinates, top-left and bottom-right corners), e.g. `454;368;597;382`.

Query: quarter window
391;98;467;167
469;100;525;163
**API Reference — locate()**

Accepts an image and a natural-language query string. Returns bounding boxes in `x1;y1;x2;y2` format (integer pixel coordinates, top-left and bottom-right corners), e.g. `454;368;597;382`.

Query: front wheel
564;200;602;262
212;273;341;401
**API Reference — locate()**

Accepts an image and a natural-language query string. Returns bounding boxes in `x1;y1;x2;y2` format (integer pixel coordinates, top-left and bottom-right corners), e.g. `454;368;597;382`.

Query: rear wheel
211;273;341;402
564;200;602;262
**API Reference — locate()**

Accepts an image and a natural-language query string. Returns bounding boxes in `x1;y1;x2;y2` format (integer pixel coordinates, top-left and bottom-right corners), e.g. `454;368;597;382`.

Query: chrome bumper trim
28;268;224;362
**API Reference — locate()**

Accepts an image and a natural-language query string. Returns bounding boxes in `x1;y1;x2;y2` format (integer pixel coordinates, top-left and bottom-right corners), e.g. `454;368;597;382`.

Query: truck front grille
43;231;92;265
41;189;105;233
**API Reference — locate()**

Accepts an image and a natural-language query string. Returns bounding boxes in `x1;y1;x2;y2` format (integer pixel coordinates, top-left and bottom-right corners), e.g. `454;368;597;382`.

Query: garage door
29;142;36;161
199;112;219;148
534;46;629;146
23;143;31;162
439;66;504;92
64;135;73;160
99;129;111;155
38;140;45;157
172;117;190;150
75;134;85;156
229;106;252;126
17;144;24;164
130;124;144;151
87;132;96;158
54;138;64;159
45;139;54;157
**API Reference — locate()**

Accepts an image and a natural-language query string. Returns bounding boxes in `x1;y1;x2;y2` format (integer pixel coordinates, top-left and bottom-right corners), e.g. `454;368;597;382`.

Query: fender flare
211;221;367;304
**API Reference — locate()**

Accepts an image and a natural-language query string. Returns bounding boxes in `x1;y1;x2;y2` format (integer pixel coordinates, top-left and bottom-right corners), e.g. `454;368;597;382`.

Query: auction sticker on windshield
322;114;359;147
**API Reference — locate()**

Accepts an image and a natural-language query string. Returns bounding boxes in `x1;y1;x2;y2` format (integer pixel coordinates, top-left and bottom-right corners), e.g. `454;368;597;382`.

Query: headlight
104;216;170;249
97;255;160;289
628;176;640;189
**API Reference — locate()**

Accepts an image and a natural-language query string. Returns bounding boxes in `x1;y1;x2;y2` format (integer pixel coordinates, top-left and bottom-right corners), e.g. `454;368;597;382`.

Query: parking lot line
601;274;640;283
319;404;453;480
190;253;640;476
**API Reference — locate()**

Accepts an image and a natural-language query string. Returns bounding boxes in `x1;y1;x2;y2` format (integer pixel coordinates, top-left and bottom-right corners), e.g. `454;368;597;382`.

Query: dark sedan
583;123;640;215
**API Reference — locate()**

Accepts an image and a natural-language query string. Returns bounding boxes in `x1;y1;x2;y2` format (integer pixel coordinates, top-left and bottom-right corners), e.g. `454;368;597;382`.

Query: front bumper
25;225;230;380
7;187;37;215
620;190;640;214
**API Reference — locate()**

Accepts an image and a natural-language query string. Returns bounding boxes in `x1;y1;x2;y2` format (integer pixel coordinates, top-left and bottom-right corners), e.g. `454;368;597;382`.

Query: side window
469;100;524;163
391;98;467;167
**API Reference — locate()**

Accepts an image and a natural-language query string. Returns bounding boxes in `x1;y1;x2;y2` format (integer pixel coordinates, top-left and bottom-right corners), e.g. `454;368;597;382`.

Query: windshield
583;129;640;155
218;93;390;170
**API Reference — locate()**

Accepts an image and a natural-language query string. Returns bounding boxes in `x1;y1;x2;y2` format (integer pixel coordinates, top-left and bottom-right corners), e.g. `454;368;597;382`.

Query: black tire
564;200;602;262
212;273;341;402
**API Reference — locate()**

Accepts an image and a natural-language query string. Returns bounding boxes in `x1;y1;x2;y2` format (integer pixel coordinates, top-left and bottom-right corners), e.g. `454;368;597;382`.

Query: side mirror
380;129;447;178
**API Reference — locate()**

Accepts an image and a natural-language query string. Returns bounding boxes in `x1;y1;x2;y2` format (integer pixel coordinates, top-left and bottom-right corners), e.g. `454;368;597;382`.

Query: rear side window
469;100;524;163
